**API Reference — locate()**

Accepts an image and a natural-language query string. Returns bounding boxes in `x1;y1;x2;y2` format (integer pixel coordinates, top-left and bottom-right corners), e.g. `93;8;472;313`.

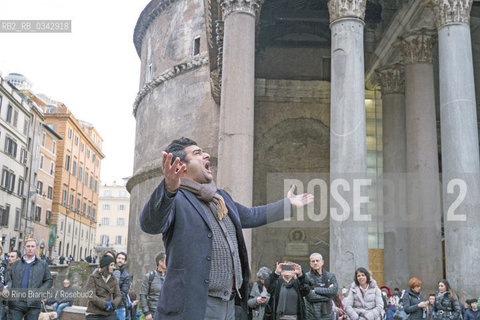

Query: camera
281;264;294;271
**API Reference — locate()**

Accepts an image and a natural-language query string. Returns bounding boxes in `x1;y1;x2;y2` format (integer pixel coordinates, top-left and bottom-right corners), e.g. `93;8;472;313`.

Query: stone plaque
285;242;309;256
285;228;308;256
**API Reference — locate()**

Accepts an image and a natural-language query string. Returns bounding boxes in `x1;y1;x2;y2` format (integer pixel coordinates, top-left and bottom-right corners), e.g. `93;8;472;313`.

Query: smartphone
281;264;294;271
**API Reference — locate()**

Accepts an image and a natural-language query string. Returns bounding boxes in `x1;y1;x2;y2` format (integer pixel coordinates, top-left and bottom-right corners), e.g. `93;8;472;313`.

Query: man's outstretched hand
287;185;314;208
162;151;186;192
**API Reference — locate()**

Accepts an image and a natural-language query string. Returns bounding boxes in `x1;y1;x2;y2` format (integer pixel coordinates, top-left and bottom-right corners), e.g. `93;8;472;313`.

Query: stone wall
251;78;331;274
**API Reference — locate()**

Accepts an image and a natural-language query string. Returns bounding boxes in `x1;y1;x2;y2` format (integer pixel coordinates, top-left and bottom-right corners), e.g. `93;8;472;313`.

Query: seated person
52;279;74;320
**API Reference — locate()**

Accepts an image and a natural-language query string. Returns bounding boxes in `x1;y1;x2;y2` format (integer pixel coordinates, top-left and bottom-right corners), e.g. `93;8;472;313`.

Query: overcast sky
0;0;151;185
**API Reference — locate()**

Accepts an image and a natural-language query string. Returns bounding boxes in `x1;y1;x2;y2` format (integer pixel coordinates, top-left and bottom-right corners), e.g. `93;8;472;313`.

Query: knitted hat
100;254;114;268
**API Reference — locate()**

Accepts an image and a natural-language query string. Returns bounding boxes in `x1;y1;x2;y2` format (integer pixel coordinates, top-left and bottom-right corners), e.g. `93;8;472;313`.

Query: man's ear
175;161;186;173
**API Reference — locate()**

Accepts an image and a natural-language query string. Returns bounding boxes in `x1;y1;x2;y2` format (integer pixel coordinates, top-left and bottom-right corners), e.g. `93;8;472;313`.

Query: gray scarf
180;178;228;220
277;279;295;317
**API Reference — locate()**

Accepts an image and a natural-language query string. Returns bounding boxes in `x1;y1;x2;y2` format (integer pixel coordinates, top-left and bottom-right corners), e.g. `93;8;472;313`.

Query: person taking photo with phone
264;262;310;320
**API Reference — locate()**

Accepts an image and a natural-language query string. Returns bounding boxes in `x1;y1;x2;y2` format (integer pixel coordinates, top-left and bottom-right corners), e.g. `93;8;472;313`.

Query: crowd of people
0;239;167;320
134;137;480;320
246;254;480;320
1;238;479;320
2;137;477;320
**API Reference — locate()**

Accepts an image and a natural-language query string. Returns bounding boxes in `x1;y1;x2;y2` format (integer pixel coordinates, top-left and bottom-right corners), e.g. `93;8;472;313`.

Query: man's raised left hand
287;185;314;208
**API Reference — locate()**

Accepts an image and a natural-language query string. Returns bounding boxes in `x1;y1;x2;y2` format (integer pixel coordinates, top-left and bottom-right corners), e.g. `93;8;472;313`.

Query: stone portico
128;0;480;297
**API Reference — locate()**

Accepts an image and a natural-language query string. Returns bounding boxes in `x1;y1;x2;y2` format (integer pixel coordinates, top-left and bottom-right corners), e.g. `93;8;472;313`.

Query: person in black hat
85;254;121;319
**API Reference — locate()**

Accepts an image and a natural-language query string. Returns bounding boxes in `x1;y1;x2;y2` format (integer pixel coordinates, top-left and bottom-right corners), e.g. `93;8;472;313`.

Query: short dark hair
165;137;197;164
155;251;166;266
394;288;400;291
354;267;371;286
429;293;436;298
117;252;127;262
9;250;21;258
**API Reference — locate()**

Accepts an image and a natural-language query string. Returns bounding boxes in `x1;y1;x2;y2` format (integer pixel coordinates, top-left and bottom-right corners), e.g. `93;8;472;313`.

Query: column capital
376;63;405;95
328;0;366;23
220;0;264;19
430;0;473;29
397;29;437;65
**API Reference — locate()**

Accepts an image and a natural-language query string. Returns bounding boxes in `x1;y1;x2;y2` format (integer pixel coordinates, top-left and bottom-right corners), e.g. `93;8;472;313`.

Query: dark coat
139;180;291;320
264;271;309;320
85;269;122;316
402;289;424;320
433;291;461;320
114;264;131;309
0;260;7;289
465;309;480;320
6;256;53;308
304;269;339;319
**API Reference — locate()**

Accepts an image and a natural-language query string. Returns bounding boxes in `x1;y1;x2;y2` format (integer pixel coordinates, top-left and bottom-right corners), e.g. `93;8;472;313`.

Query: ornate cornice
327;0;366;23
210;70;221;104
210;20;224;104
133;0;180;57
375;63;405;95
220;0;264;19
430;0;472;29
132;54;209;117
397;29;437;65
216;20;224;81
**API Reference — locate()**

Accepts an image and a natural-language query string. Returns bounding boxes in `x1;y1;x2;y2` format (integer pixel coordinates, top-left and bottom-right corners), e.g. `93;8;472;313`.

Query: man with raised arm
139;137;314;320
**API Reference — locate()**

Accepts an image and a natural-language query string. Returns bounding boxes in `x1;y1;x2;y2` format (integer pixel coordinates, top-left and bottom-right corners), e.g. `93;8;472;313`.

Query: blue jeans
116;307;127;320
53;302;71;319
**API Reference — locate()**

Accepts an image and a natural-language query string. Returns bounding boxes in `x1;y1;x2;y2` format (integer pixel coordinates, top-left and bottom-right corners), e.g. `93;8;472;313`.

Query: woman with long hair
402;277;429;320
344;267;384;320
85;254;122;320
433;280;461;320
92;250;116;275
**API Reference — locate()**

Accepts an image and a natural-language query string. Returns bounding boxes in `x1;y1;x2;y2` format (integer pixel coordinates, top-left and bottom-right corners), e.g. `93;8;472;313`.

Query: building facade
16;87;64;259
128;0;480;298
96;182;130;255
44;104;104;261
0;77;32;254
32;123;61;258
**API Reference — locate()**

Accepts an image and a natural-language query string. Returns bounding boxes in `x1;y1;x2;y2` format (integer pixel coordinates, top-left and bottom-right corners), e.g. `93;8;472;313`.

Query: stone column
217;0;263;262
431;0;480;299
398;29;443;292
376;64;409;289
328;0;369;288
